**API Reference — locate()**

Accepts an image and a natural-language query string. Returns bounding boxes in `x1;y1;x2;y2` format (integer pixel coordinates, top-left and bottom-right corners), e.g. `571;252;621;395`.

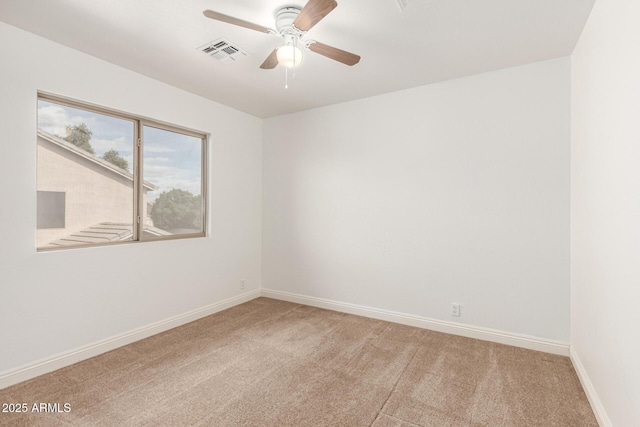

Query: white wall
0;23;262;374
571;0;640;424
263;58;570;341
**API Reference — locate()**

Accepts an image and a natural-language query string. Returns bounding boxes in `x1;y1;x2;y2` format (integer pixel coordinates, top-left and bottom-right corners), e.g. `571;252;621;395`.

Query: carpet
0;298;597;426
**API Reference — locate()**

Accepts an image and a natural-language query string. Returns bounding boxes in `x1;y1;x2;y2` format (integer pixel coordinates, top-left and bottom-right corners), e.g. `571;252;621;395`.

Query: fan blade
308;42;360;66
293;0;338;31
203;10;272;34
260;49;279;69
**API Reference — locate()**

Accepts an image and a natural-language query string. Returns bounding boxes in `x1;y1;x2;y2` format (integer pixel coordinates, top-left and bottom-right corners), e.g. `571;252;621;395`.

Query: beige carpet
0;298;597;426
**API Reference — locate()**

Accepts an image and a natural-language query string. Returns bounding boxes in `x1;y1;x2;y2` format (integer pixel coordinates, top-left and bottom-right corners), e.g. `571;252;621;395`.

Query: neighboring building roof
47;222;171;247
37;129;158;191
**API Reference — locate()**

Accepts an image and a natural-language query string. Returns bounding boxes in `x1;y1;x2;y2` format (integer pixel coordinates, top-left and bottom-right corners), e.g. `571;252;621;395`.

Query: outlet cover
451;303;461;317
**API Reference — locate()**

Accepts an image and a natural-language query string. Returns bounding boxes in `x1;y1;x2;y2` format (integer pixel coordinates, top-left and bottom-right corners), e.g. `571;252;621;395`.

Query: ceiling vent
198;38;249;63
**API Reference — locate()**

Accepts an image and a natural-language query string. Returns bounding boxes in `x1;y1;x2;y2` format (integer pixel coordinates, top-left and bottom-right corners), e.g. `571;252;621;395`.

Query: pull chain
283;37;299;89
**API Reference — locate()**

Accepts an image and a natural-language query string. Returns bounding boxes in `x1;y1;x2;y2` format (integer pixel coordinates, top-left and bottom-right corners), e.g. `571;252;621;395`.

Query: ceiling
0;0;595;118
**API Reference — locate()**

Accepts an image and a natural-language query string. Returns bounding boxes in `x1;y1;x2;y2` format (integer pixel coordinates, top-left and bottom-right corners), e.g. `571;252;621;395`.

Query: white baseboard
261;288;570;356
570;347;611;427
0;289;261;390
1;287;571;391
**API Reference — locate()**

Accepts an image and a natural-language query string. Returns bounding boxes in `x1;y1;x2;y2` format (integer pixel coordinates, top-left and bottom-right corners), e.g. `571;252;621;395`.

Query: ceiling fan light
277;45;303;68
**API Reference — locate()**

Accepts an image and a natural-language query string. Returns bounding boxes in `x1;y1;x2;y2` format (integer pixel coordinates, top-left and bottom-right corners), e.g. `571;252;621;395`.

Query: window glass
37;191;65;229
37;95;207;250
37;100;135;248
143;125;204;237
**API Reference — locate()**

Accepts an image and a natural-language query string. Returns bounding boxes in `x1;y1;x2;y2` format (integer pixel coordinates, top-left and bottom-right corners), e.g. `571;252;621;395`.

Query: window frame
37;92;208;251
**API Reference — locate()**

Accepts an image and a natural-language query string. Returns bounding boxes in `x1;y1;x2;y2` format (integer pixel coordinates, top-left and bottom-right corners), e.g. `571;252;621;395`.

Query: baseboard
1;287;570;391
261;288;570;356
570;347;611;427
0;289;261;390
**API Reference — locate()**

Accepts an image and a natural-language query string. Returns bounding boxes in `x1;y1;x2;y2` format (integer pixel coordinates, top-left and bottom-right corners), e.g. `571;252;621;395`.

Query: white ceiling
0;0;595;118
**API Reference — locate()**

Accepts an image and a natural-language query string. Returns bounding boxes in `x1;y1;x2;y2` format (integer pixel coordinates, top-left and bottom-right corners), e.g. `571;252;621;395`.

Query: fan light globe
277;45;303;67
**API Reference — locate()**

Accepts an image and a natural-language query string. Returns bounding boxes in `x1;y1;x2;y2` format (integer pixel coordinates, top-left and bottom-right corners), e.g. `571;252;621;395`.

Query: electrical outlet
451;303;461;317
241;280;246;290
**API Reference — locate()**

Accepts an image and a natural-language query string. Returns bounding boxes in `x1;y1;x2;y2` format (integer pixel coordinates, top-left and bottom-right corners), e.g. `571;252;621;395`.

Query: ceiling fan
203;0;360;69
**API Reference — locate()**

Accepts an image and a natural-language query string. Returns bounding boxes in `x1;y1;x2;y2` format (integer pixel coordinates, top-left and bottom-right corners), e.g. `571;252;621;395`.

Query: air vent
198;38;249;63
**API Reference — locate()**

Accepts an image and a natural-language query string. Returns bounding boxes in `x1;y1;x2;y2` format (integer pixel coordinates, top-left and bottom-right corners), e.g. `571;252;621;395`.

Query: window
37;191;65;229
36;94;207;250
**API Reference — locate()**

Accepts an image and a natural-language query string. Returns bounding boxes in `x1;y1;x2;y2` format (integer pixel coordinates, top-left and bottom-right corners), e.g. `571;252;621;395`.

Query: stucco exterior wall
36;136;139;247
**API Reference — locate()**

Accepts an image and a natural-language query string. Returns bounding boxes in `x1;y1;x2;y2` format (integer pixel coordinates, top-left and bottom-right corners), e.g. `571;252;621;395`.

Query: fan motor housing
275;7;302;33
